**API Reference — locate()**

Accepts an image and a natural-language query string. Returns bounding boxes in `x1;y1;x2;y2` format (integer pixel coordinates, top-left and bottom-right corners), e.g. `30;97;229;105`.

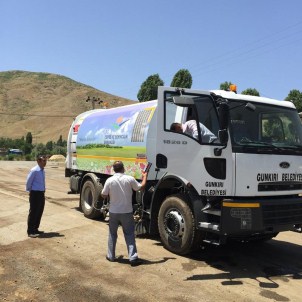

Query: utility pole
86;96;103;109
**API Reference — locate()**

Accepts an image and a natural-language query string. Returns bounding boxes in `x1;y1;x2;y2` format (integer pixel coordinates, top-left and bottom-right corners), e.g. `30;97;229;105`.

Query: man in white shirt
101;161;148;266
170;120;217;143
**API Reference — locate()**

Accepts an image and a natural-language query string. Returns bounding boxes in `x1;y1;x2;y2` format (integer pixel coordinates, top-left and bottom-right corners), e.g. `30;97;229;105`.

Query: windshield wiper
284;143;302;149
239;139;284;151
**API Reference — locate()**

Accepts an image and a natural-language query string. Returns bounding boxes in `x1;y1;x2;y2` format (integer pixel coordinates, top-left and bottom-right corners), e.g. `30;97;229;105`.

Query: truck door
155;86;233;197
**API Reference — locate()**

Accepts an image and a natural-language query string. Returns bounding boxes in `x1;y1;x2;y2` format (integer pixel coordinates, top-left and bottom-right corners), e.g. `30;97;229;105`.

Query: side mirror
218;129;228;145
215;123;229;157
219;103;229;130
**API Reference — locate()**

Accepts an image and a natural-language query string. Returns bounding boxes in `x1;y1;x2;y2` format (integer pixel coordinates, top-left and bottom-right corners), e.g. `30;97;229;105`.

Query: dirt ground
0;161;302;302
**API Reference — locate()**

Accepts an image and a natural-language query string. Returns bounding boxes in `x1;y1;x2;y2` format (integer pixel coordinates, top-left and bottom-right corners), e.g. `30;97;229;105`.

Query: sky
1;0;302;102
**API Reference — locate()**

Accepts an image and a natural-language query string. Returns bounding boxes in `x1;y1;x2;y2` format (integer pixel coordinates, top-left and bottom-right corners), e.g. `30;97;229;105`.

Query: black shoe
106;256;116;262
28;233;39;238
130;258;143;267
35;230;44;234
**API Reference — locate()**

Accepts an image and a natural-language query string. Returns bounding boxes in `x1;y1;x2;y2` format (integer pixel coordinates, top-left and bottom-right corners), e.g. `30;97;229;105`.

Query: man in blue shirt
26;155;47;238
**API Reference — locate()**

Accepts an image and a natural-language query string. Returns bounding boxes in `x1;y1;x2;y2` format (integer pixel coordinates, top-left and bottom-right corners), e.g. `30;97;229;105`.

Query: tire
80;180;104;219
158;194;202;255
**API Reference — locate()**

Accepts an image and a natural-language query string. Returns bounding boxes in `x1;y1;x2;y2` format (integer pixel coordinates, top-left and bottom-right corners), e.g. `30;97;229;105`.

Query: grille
258;182;302;192
263;202;302;225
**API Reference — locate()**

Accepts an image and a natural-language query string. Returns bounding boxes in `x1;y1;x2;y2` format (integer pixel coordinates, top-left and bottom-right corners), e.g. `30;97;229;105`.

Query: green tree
220;81;233;90
170;69;192;88
24;132;33;155
137;74;164;102
14;138;24;150
34;143;47;157
285;89;302;112
57;135;63;147
46;141;53;152
241;88;260;96
24;143;32;155
26;132;33;145
0;138;15;149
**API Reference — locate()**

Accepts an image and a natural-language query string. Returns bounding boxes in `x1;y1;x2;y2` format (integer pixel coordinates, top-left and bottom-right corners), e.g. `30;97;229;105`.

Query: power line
115;20;302;98
193;28;302;77
188;21;302;75
191;33;302;79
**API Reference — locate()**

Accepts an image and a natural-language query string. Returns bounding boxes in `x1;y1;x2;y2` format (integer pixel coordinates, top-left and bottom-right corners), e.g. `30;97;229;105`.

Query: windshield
229;99;302;155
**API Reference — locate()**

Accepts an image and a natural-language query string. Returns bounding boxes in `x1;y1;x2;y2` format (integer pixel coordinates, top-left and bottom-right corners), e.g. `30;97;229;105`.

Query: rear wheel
158;194;202;255
80;180;105;219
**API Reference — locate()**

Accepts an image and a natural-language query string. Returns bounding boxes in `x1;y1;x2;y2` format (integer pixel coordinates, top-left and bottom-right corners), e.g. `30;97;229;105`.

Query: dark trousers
27;191;45;234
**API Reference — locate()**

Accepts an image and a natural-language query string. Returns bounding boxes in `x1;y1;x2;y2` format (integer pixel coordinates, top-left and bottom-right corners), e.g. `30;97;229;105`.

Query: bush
25;154;33;161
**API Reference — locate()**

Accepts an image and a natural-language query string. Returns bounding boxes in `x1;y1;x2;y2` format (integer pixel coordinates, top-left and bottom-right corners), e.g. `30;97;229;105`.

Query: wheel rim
163;209;185;239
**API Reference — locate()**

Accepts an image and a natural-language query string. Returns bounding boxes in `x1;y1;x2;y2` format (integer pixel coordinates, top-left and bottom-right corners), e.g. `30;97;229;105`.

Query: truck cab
144;87;302;254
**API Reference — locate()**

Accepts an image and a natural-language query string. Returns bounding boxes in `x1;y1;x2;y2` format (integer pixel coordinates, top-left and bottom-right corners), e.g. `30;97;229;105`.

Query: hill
0;71;135;143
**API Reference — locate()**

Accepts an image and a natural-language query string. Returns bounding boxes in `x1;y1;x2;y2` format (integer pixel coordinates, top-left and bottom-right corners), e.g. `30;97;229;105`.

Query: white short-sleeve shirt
101;173;142;213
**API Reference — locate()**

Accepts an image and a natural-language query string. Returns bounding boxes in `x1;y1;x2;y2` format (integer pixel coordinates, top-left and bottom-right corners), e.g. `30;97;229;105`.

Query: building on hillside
8;149;23;155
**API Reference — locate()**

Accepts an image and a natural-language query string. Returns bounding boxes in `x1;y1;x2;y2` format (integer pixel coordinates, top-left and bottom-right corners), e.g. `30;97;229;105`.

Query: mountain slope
0;71;134;143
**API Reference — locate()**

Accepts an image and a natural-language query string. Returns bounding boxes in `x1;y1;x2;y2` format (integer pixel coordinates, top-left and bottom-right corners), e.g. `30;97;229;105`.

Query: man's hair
37;155;47;161
170;122;182;131
113;161;124;173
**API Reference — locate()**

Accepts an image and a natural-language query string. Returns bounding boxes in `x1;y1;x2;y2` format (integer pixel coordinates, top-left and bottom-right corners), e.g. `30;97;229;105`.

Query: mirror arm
214;145;227;156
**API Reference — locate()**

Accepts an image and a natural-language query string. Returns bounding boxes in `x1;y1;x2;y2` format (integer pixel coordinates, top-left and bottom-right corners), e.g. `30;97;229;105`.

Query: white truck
65;86;302;255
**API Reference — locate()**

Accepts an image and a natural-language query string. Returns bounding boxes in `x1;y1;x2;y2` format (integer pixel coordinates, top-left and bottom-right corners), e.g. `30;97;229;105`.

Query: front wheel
80;180;105;220
158;194;202;255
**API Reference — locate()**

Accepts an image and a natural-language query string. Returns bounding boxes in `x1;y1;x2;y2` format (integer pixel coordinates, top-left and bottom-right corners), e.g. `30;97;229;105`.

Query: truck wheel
80;180;103;219
158;194;201;255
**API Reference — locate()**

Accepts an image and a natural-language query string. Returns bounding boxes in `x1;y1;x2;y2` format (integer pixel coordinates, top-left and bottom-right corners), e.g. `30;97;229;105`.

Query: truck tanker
65;86;302;255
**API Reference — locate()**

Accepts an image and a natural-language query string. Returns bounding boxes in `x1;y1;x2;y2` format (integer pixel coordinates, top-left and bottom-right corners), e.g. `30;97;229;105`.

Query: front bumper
220;196;302;236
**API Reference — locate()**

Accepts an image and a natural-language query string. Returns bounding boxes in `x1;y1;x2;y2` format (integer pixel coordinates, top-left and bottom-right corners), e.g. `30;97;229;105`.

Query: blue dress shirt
26;165;45;192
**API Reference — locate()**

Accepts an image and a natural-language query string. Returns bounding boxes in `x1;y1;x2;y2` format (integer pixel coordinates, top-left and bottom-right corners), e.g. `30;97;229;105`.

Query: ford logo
280;162;290;169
